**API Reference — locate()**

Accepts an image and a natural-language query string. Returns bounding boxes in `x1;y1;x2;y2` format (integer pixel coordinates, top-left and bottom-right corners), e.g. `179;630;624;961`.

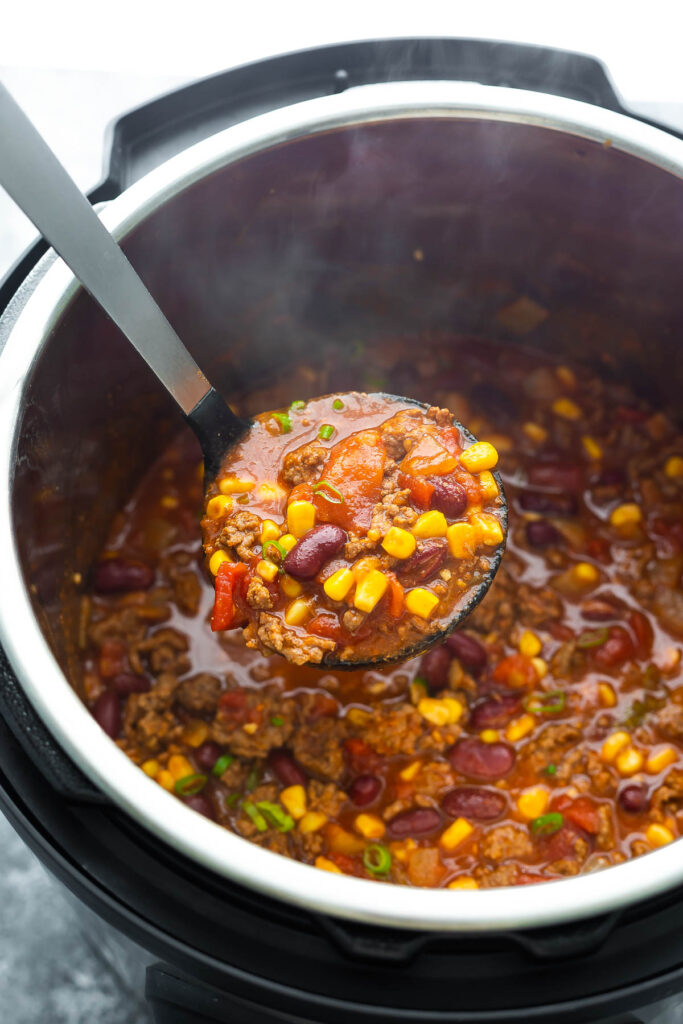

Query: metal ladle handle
0;80;210;415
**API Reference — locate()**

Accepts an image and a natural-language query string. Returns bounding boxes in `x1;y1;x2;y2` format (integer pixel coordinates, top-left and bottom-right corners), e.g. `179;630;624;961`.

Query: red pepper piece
210;561;248;632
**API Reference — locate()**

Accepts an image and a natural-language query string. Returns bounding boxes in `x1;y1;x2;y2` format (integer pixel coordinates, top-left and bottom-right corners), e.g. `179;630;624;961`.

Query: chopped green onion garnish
273;412;292;434
332;398;344;411
271;715;284;727
263;539;288;563
255;801;295;832
643;664;661;689
545;763;557;776
577;627;609;649
524;691;566;715
242;800;268;831
530;812;564;837
312;480;344;504
226;792;241;807
318;423;335;441
246;766;261;792
290;400;306;410
174;773;207;797
363;843;392;876
212;754;234;776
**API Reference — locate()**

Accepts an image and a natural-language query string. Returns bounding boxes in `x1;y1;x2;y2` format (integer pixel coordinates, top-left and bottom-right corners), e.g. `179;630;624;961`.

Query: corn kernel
206;495;233;519
519;630;542;658
646;823;675;848
382;526;417;559
532;657;548;680
157;770;175;791
160;494;179;509
284;598;312;626
646;746;678;774
522;422;548;444
354;569;388;613
610;503;643;528
209;549;233;575
389;838;417;863
505;714;536;743
448;876;479;890
460;441;499;473
664;455;683;478
323;567;355;602
279;533;298;552
412;510;448;538
405;587;440;619
552;397;581;420
571;562;600;586
182;721;208;747
601;731;631;763
355;814;386;839
315;856;342;873
218;477;254;494
280;574;303;598
168;755;194;781
141;759;160;778
299;812;328;833
447;522;476;558
242;722;258;735
517;786;549;820
479;470;499;501
470;512;504;546
256;559;279;582
352;556;380;580
280;785;307;820
556;365;577;391
287;500;316;537
399;760;422;781
598;682;617;708
479;729;499;743
440;817;474;851
346;708;372;727
260;519;281;543
417;697;463;727
257;482;286;502
582;435;603;461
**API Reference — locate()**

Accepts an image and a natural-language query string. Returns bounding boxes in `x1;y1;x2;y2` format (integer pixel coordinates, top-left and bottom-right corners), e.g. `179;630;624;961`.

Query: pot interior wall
11;116;683;679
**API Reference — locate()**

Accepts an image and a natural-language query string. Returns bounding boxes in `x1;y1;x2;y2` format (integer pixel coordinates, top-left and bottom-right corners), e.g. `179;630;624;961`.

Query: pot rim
2;80;683;933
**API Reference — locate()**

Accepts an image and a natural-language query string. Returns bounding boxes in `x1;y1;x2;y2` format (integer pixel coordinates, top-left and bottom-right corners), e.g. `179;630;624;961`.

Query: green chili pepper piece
246;766;261;792
255;801;295;832
530;812;564;837
242;800;268;831
524;690;566;715
174;773;207;797
273;412;292;434
363;843;392;876
212;754;234;776
262;539;287;563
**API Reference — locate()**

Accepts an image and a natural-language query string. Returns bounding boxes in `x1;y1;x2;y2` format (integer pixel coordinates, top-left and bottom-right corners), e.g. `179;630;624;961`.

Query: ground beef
368;460;413;536
292;717;346;781
652;768;683;816
211;689;296;757
123;672;180;753
307;781;348;817
654;701;683;744
129;627;190;677
555;748;615;796
344;533;380;559
171;571;202;616
342;609;366;633
245;614;337;666
516;584;564;627
357;703;460;758
88;607;147;649
175;672;221;714
281;442;327;486
480;825;533;863
246;576;274;611
596;804;615;851
220;511;261;562
522;723;582;774
474;863;520;888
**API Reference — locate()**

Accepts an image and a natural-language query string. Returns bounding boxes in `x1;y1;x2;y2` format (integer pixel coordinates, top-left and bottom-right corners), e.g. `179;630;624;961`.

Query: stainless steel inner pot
1;81;683;933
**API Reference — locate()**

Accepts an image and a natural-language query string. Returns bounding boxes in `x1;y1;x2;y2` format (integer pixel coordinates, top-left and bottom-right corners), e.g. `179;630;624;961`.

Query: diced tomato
555;795;601;835
343;738;382;774
307;613;346;644
218;688;248;723
452;465;481;505
98;640;127;679
407;846;445;887
210;561;248;631
304;692;340;720
586;536;611;563
313;430;386;532
627;610;654;657
492;654;538;689
329;851;365;877
516;872;546;885
287;482;314;505
401;435;457;477
398;472;434;510
387;574;405;618
538;821;589;862
437;426;463;457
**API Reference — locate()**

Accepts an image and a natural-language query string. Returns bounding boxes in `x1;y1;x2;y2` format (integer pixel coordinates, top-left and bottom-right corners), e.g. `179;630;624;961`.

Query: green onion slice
246;766;261;791
312;480;344;504
262;539;288;563
332;398;344;410
363;843;392;876
577;627;609;649
545;763;557;776
290;400;306;410
524;690;566;715
255;801;295;832
174;773;207;797
270;715;284;727
273;412;292;434
530;812;564;837
242;800;268;831
318;423;335;441
226;792;241;807
212;754;234;776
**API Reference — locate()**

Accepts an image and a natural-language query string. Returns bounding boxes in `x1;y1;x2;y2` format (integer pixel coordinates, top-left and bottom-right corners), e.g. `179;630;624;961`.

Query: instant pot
1;39;683;1022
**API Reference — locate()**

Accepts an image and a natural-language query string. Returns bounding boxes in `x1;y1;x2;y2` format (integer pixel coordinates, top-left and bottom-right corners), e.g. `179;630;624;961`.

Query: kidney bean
519;491;578;517
448;737;515;780
538;822;588;861
348;774;383;807
627;610;653;657
283;524;347;580
446;631;487;672
387;807;441;839
398;539;447;584
528;461;583;493
442;786;507;821
92;558;155;593
268;749;307;786
419;646;452;690
182;794;215;820
93;691;122;739
592;626;635;669
581;597;622;621
194;741;223;772
525;520;561;548
110;672;151;696
429;477;467;518
619;783;649;814
594;467;626;488
469;693;521;729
